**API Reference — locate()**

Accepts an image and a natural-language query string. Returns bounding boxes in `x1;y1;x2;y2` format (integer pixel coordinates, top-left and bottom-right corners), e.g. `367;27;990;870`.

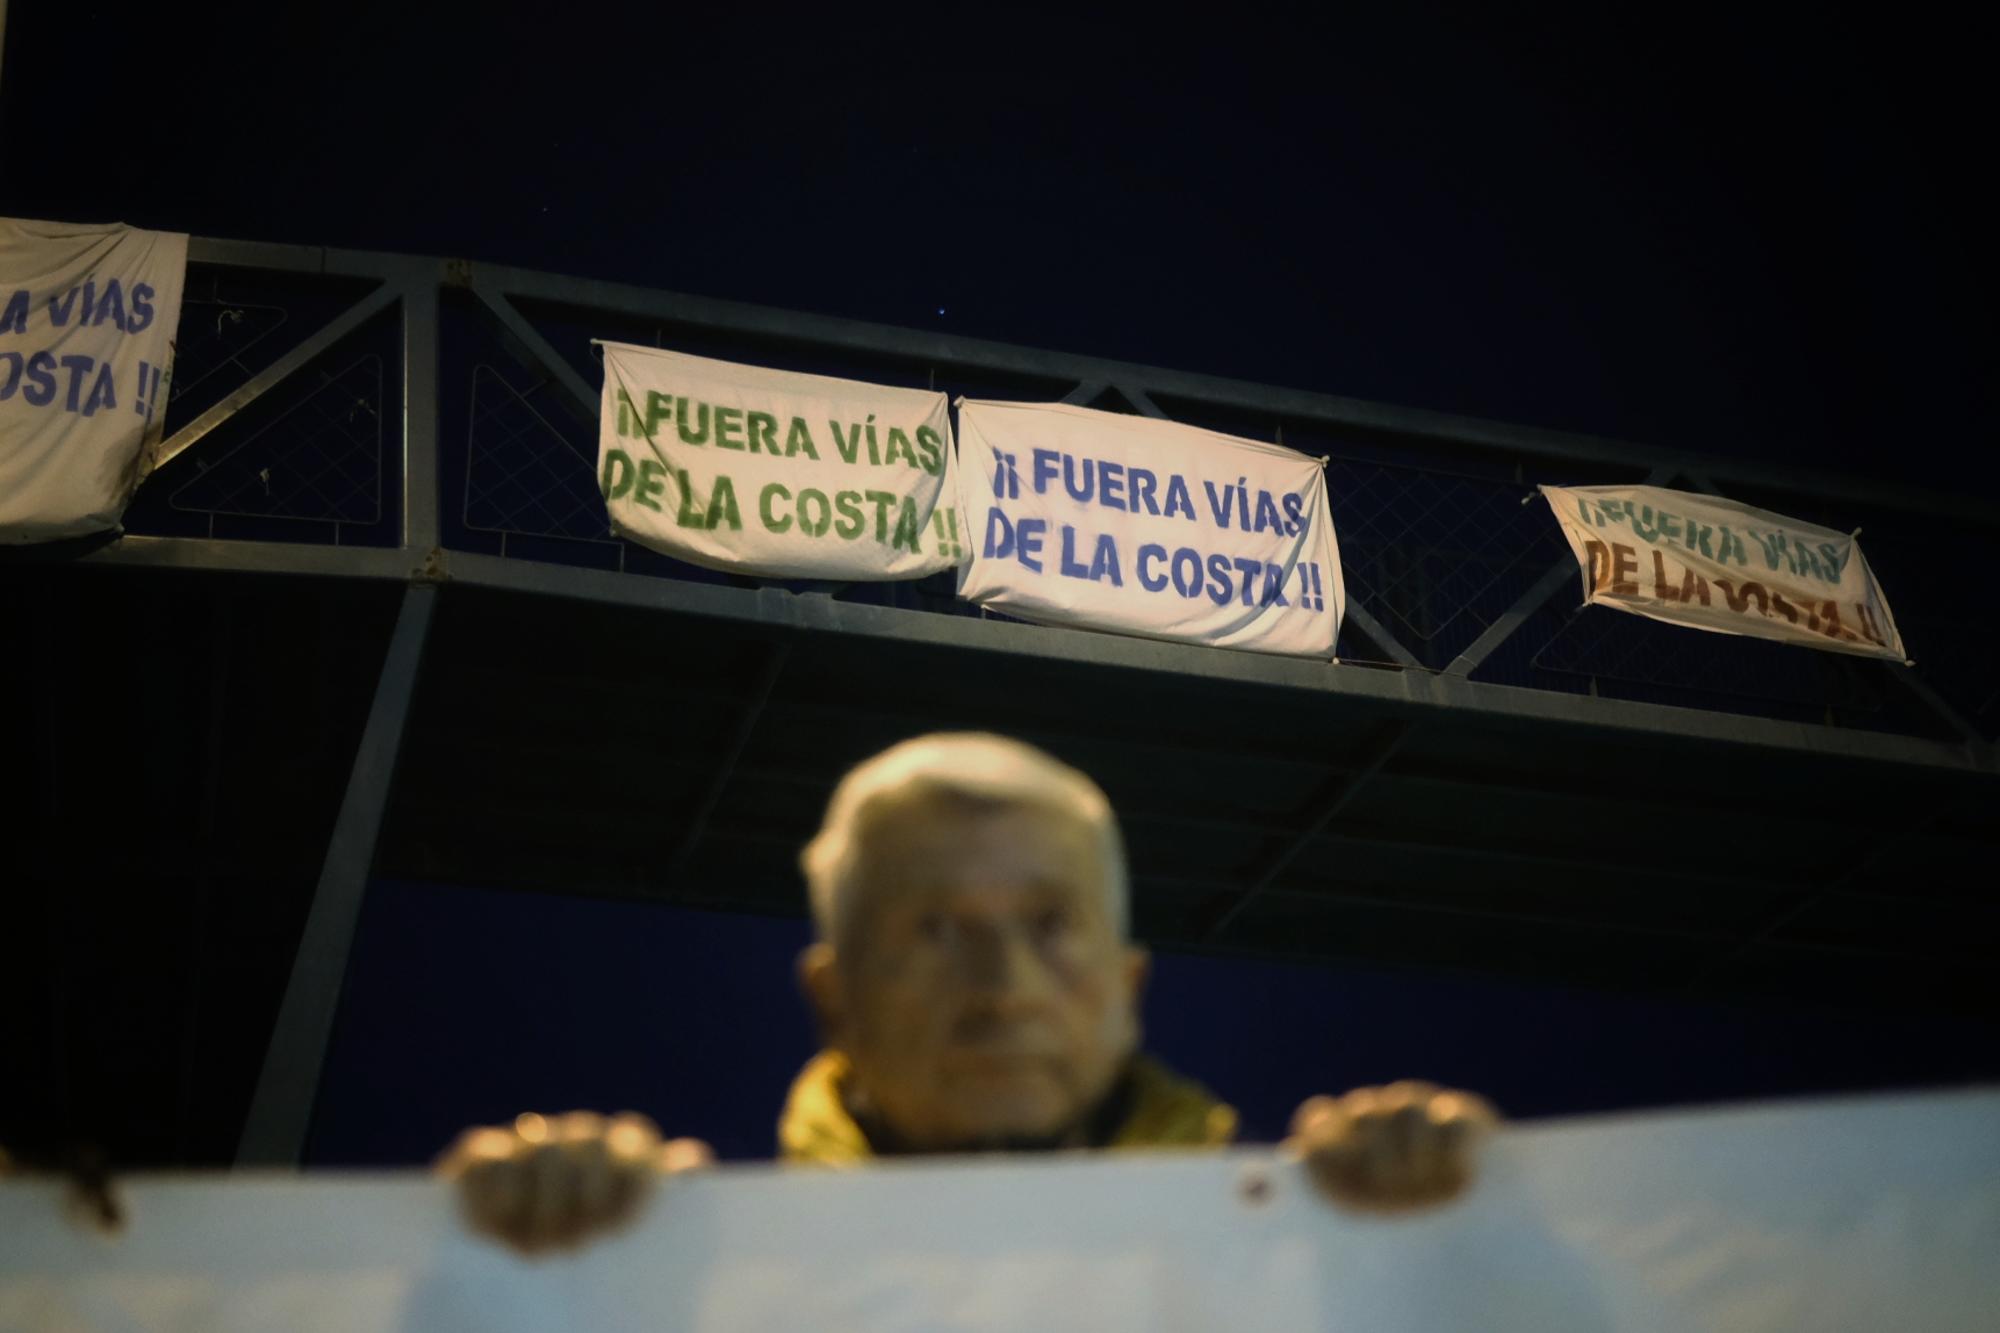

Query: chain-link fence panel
462;364;613;546
168;355;384;527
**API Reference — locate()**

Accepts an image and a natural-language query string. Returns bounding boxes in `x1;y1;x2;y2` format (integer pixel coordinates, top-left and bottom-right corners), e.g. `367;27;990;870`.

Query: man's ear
798;942;845;1046
1122;943;1151;1045
1123;943;1151;999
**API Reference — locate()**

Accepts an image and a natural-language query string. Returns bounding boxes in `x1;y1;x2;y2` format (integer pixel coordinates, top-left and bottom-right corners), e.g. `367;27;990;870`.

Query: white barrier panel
3;1089;1996;1332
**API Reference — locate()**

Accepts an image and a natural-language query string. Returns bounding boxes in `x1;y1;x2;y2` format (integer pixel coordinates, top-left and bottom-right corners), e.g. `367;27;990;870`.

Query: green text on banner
598;342;964;580
1539;483;1907;662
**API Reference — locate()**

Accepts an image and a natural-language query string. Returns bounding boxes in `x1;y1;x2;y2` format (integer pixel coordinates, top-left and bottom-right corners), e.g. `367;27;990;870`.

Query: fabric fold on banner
1538;484;1907;662
1;217;188;543
956;400;1343;657
597;342;963;580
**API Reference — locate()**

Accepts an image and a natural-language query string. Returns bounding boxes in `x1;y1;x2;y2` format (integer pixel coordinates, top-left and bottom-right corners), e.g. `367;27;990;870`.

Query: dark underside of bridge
9;562;1997;1167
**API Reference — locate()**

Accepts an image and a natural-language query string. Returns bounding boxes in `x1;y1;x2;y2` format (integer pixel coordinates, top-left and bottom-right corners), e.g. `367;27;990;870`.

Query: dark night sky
4;7;1992;488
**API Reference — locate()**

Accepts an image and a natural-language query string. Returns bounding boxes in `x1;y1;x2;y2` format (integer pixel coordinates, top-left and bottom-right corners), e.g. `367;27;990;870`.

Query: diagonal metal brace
1342;603;1420;668
468;274;599;421
156;282;400;470
235;583;437;1166
1444;465;1679;677
1202;720;1414;940
663;643;790;887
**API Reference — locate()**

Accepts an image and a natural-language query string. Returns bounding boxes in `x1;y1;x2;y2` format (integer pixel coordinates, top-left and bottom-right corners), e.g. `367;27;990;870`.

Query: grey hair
799;732;1129;942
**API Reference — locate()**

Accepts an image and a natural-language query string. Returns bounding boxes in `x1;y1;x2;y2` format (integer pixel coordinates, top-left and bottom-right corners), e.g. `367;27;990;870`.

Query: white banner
597;343;963;580
1;218;188;543
956;401;1343;656
3;1089;1995;1331
1539;484;1907;661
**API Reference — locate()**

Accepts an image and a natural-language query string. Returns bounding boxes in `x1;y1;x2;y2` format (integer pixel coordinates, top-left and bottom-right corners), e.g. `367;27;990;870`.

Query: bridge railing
84;237;1997;752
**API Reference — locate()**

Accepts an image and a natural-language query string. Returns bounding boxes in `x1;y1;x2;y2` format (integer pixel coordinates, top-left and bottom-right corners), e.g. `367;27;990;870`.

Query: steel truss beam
154;282;398;471
468;256;1998;525
236;583;437;1166
1443;465;1680;678
1201;721;1414;939
439;552;1992;776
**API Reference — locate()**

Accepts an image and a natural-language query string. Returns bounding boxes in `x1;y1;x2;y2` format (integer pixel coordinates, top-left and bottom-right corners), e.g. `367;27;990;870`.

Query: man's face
805;792;1147;1150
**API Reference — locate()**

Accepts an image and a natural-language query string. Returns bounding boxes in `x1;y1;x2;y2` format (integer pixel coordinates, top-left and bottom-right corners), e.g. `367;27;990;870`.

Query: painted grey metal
153;282;398;470
398;261;444;552
440;551;1995;776
71;536;415;581
235;583;437;1167
1444;466;1679;677
1059;381;1106;406
1117;385;1169;419
471;258;1999;527
1202;720;1415;940
470;278;598;420
665;644;790;887
1342;603;1422;669
1444;561;1575;677
1884;665;1992;755
186;237;412;279
1681;788;1989;993
35;234;1998;791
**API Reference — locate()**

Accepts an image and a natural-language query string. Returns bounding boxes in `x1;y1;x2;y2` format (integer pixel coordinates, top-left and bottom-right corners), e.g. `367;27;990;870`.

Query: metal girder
1117;385;1169;419
1140;875;1898;958
153;282;399;470
1443;561;1575;677
1342;603;1421;668
1884;664;1993;757
1060;381;1106;405
186;238;414;280
68;536;415;581
236;583;437;1167
1199;721;1414;939
1681;790;1990;993
469;276;599;419
405;736;1967;915
439;551;1995;776
399;262;442;551
1682;470;1987;751
664;644;789;886
468;258;2000;527
574;746;1971;899
1443;465;1678;678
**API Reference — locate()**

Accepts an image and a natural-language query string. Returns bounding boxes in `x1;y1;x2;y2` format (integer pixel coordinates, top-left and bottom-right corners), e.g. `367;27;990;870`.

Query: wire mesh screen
1324;458;1568;667
136;253;1991;745
168;299;290;407
1530;607;1889;712
169;355;383;526
462;364;612;545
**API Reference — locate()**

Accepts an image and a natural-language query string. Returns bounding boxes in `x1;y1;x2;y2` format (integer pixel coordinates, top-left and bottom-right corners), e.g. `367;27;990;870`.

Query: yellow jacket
778;1049;1238;1164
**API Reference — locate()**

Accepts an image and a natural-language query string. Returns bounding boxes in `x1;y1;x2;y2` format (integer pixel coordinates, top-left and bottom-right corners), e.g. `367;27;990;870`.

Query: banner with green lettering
1539;484;1907;662
597;342;964;579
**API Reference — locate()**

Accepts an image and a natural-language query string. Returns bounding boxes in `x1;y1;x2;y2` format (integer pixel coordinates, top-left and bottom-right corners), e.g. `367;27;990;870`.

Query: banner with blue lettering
1;218;187;543
597;342;963;580
1539;484;1908;663
956;401;1343;657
